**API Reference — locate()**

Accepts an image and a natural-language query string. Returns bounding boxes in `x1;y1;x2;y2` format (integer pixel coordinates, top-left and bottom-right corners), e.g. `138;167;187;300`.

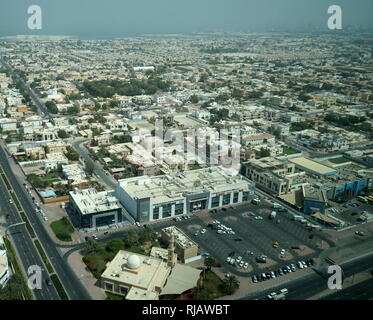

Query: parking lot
160;200;333;280
327;199;373;225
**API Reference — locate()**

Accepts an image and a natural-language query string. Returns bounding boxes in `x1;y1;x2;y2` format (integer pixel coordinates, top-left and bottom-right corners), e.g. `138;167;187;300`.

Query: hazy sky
0;0;372;38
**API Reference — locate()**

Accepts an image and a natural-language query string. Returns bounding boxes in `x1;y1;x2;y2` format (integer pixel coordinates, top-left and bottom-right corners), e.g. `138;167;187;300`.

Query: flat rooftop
289;157;338;176
101;250;170;298
69;188;121;215
161;226;197;249
117;166;252;205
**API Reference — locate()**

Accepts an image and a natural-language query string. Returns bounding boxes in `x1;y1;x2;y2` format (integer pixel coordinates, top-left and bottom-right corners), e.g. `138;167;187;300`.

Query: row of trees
83;78;170;98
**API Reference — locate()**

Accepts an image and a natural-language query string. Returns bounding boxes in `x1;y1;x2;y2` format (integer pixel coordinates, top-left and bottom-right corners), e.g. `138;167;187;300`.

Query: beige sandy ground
67;249;106;300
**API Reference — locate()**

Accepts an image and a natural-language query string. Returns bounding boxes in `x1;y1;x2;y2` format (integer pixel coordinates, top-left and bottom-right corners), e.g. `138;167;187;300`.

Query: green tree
220;276;239;295
106;238;124;253
57;129;70;139
85;160;95;175
45;101;58;114
204;256;216;271
124;230;140;247
190;95;199;103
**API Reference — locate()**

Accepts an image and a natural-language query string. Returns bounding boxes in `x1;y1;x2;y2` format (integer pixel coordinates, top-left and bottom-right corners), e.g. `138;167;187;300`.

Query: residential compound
115;166;254;222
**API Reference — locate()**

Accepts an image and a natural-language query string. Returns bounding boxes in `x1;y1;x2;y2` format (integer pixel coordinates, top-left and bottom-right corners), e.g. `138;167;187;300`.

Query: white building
69;188;123;228
0;236;9;287
115;166;254;222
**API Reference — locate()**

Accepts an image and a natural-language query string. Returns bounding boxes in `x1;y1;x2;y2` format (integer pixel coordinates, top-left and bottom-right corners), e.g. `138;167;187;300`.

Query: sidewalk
67;249;105;300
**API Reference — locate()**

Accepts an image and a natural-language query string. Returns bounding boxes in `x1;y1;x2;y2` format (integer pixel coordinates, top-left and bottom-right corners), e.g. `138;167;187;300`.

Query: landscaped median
33;240;70;300
50;274;69;300
33;239;54;274
19;211;36;238
3;237;34;300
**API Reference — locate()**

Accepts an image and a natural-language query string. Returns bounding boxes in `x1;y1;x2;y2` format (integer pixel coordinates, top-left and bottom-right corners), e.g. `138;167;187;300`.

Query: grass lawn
41;172;60;183
201;270;226;300
328;157;348;164
282;146;300;155
106;292;125;300
50;217;74;242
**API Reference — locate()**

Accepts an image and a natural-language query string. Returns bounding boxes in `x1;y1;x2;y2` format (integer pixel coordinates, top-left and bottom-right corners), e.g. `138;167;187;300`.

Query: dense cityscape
0;9;372;305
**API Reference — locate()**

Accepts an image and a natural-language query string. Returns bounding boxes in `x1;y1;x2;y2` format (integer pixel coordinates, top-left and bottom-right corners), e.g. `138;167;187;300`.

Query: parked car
200;228;206;234
355;231;365;236
252;275;258;283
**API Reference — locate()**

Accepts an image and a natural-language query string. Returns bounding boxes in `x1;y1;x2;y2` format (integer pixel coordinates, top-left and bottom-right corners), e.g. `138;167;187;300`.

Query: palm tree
222;275;239;295
204;256;216;271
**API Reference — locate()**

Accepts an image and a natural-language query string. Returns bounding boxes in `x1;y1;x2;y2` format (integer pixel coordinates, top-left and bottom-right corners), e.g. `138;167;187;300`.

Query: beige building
242;157;307;195
100;236;201;300
45;141;67;154
161;226;199;263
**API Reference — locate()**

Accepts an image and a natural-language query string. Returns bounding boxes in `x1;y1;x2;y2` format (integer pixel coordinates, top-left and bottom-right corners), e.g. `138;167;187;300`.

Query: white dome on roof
127;254;140;269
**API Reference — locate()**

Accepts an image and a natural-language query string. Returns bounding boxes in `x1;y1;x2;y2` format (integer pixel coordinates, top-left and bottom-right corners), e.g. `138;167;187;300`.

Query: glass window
162;204;172;218
153;207;159;220
211;196;220;208
242;192;249;201
105;282;113;291
175;203;184;215
223;194;231;205
233;192;239;203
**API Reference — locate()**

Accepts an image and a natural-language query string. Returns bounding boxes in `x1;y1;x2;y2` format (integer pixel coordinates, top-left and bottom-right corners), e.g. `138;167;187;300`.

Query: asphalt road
0;170;60;300
321;277;373;300
71;139;117;189
0;145;91;300
71;139;135;224
239;252;373;300
0;57;52;120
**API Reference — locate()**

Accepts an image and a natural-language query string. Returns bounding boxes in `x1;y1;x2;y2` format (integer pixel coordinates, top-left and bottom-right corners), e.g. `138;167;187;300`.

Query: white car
200;228;206;234
226;257;232;263
237;256;242;262
239;261;244;268
230;259;236;265
135;222;141;227
267;292;277;299
280;249;286;255
194;231;199;236
243;262;249;269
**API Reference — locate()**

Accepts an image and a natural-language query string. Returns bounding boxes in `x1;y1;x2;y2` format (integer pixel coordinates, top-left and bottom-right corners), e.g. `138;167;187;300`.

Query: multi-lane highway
0;170;60;300
239;252;373;300
321;277;373;300
0;145;91;300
